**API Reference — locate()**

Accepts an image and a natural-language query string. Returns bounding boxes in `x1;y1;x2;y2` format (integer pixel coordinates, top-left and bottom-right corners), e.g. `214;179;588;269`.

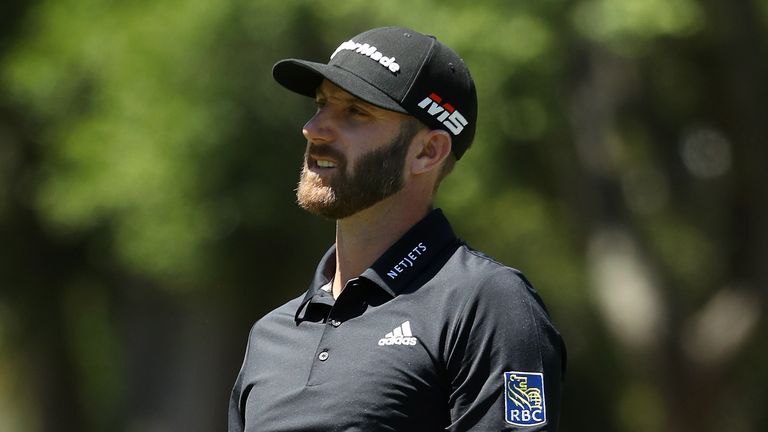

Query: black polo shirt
229;209;565;431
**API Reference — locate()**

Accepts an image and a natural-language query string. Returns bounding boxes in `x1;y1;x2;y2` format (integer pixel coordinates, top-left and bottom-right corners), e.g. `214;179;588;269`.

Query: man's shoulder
249;292;306;331
434;244;548;312
445;244;531;290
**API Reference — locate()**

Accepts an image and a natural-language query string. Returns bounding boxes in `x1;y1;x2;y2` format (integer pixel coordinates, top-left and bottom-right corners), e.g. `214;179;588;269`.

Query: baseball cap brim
272;59;408;114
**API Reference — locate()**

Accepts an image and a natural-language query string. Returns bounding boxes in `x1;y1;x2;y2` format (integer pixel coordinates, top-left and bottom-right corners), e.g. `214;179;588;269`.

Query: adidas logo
378;321;418;346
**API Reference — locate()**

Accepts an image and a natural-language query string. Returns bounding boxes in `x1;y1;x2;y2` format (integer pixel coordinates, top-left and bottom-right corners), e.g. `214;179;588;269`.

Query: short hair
401;117;457;194
434;152;456;193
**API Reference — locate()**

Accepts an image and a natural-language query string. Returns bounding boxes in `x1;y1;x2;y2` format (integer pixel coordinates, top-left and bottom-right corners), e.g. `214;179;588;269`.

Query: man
229;26;565;431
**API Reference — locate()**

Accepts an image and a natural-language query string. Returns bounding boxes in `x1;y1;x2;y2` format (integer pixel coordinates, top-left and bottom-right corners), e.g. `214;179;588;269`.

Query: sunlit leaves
573;0;704;53
4;0;233;284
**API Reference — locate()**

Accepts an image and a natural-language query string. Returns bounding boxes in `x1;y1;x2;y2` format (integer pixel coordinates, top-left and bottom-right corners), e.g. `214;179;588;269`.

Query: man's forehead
315;80;361;102
315;79;417;123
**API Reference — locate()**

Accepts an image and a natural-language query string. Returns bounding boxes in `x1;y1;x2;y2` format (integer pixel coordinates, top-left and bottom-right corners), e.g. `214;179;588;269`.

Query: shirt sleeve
228;326;256;432
444;266;566;431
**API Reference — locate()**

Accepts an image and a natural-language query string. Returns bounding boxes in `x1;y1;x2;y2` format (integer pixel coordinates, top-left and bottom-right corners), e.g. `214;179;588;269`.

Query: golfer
229;26;565;431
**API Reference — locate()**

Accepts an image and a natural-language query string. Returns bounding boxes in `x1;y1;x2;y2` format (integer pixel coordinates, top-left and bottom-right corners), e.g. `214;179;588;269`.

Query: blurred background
1;0;766;431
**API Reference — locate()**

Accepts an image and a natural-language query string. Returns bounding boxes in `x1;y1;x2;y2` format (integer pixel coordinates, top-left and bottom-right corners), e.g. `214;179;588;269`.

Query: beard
296;120;420;220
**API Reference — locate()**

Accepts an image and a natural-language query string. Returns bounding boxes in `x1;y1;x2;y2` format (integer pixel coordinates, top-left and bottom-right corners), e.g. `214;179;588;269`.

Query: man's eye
314;99;327;109
348;105;369;116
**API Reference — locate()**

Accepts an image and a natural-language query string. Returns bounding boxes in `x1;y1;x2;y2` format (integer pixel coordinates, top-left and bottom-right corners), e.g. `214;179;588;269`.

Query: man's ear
411;129;452;175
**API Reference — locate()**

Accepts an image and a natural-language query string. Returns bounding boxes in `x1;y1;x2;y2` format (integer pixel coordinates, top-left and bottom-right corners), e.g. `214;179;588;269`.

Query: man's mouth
315;159;337;169
306;144;345;173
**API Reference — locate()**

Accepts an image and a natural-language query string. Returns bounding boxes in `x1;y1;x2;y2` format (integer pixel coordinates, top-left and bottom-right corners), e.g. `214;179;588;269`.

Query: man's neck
331;199;430;298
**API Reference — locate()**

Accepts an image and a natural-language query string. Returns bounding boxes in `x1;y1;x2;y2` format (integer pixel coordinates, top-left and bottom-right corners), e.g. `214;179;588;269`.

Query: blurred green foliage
1;0;767;431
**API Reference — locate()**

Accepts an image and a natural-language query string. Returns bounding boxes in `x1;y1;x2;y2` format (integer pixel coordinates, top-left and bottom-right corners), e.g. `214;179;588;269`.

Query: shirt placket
306;279;364;386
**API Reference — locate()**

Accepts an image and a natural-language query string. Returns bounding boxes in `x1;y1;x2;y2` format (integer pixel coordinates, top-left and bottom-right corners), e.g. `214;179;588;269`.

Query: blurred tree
0;0;766;431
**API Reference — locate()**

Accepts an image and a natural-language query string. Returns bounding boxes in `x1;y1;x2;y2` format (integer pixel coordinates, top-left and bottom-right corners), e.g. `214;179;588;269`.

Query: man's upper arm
228;325;258;432
444;266;565;431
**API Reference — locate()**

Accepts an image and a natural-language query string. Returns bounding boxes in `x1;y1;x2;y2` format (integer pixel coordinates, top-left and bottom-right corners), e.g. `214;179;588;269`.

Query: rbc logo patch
504;371;546;426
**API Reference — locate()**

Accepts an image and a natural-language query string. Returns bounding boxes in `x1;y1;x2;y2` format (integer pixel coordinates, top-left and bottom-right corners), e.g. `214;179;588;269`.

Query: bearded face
296;119;421;220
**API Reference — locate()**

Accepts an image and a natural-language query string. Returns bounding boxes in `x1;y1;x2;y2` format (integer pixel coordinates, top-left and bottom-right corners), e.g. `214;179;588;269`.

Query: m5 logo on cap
417;93;468;135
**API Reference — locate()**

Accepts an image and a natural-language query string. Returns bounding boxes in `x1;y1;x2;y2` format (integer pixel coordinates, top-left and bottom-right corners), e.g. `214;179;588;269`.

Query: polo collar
295;209;460;322
295;246;336;321
362;208;459;295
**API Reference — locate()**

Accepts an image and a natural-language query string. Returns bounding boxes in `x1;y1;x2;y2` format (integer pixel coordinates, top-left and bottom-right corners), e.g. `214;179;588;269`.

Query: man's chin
297;183;341;219
297;201;351;220
296;188;368;221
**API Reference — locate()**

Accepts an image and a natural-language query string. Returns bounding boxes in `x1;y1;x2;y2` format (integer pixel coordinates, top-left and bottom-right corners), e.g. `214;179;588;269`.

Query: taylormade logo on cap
330;40;401;74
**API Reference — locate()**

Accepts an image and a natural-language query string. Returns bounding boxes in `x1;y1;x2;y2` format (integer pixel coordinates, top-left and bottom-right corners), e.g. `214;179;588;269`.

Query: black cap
272;27;477;160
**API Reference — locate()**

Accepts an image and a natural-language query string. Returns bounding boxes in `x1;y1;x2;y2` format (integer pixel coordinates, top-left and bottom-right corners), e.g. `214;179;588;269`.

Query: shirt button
318;351;329;361
329;319;341;327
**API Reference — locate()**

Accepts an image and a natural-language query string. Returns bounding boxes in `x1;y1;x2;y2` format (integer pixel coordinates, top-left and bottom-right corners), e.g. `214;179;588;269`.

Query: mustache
306;144;347;166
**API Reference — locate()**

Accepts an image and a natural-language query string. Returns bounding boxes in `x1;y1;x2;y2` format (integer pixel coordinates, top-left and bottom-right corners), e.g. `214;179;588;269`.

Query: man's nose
302;109;335;144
